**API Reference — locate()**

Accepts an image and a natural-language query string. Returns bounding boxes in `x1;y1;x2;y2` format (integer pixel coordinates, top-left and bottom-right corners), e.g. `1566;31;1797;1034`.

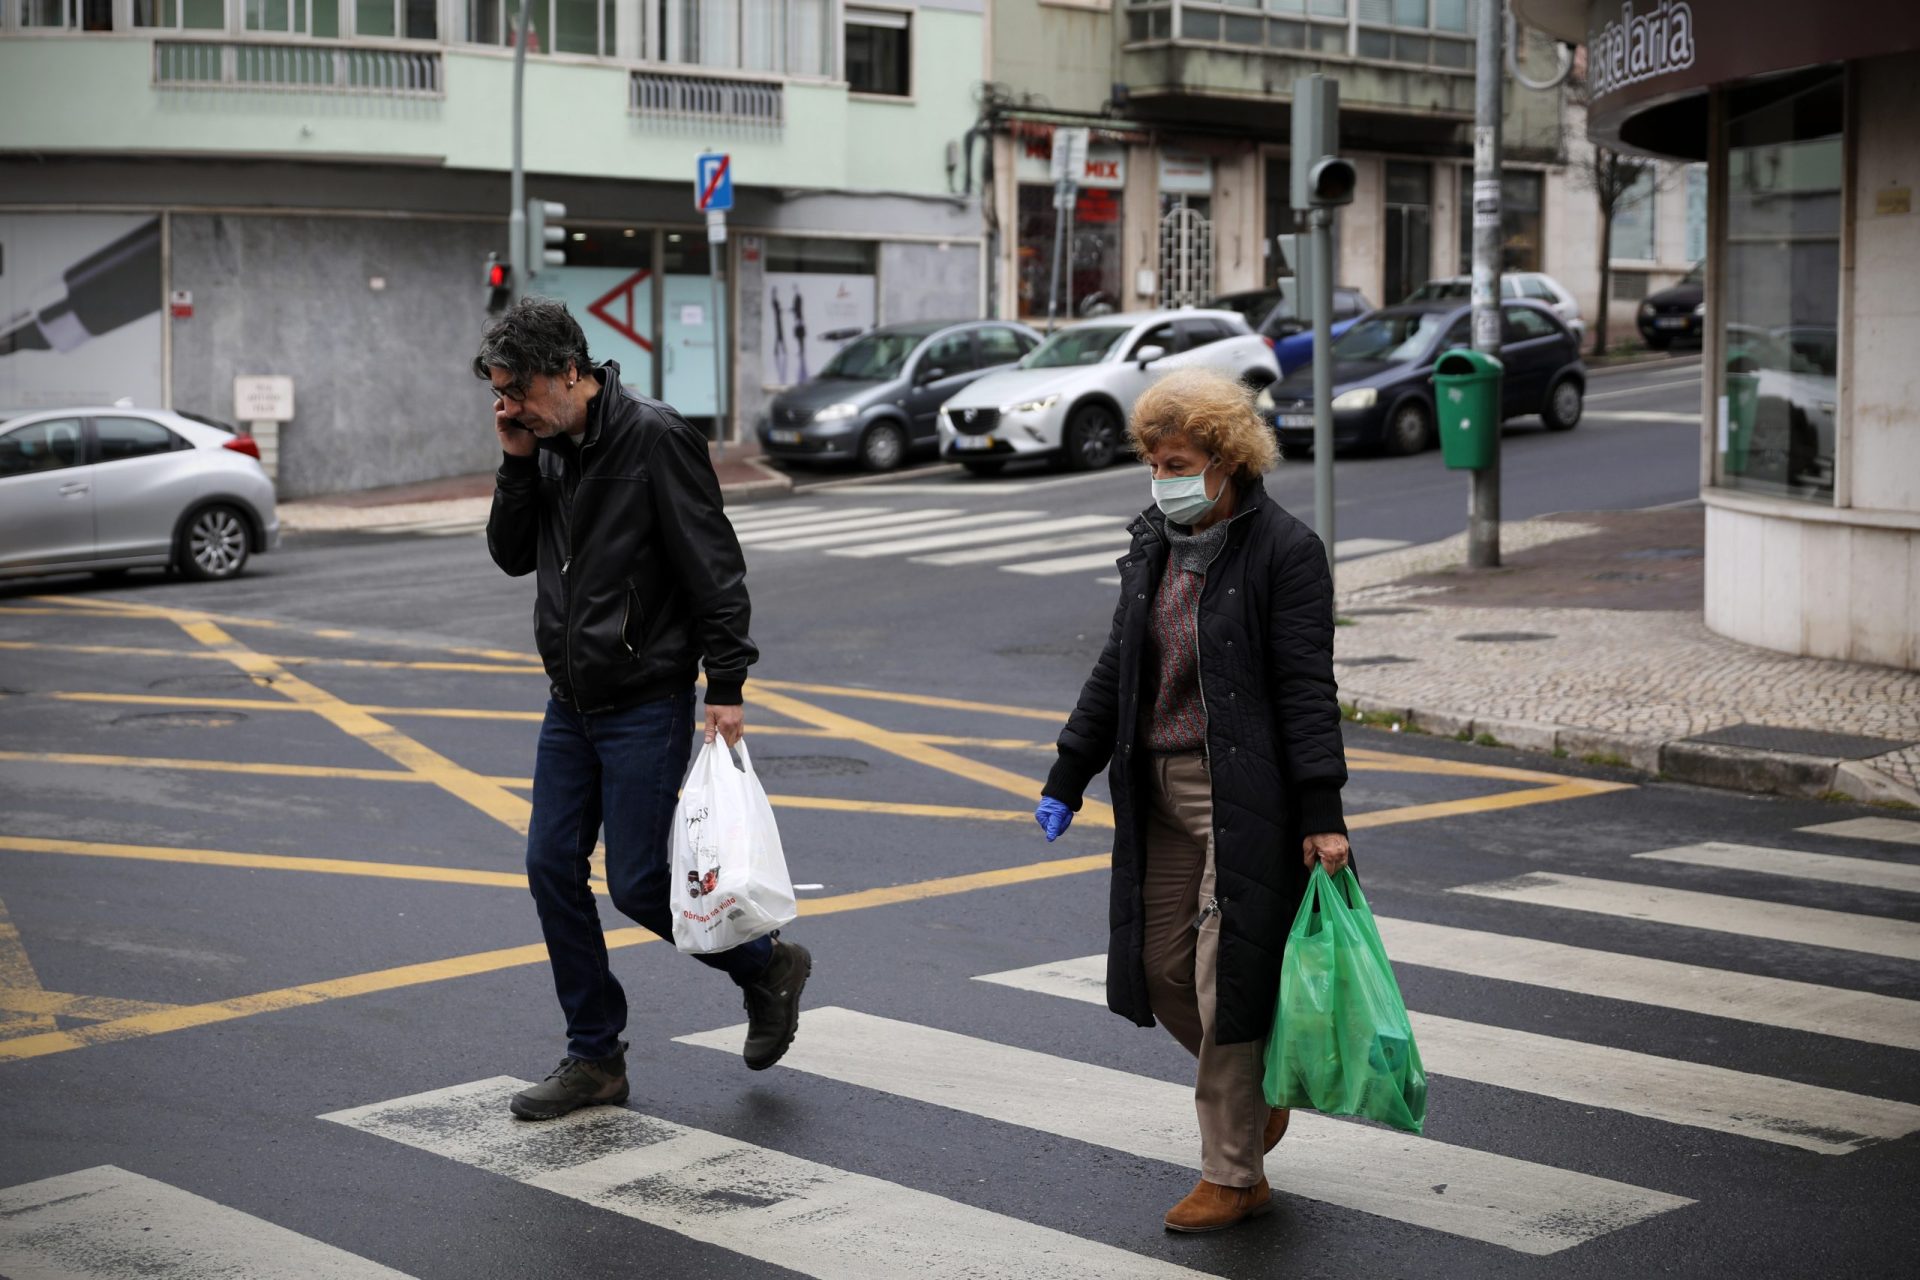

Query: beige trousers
1142;750;1269;1187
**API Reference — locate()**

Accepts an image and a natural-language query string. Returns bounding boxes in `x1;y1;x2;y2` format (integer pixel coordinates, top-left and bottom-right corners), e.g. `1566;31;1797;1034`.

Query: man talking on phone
477;297;811;1120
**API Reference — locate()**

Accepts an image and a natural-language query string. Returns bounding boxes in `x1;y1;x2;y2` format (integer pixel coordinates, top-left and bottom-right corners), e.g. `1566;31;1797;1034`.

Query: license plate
951;435;997;452
1655;317;1688;330
1279;414;1314;428
769;429;803;444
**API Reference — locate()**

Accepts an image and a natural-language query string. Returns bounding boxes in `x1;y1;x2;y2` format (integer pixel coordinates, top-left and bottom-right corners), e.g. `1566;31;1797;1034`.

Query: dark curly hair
472;295;592;385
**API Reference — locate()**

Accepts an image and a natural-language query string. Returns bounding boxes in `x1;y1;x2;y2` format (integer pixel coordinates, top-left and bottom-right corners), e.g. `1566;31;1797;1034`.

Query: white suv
935;310;1280;474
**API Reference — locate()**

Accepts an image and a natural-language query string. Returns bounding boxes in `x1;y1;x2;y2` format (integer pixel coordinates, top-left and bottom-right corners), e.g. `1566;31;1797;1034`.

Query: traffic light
524;199;567;278
485;252;511;314
1290;75;1355;209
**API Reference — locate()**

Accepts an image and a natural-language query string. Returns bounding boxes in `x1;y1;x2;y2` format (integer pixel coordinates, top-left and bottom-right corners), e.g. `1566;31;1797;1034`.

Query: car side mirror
1136;345;1166;369
917;366;948;385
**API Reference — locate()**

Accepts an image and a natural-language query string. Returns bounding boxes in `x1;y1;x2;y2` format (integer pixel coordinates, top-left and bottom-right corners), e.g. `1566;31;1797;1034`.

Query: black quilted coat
1042;477;1348;1045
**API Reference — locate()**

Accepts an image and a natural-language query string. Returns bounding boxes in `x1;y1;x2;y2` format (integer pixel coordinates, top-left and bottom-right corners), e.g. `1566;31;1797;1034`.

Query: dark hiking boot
741;938;812;1071
509;1044;629;1120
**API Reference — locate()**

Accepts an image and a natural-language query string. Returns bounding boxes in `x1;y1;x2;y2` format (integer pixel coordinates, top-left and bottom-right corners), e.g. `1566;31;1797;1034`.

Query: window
1520;276;1557;302
1503;305;1558;342
135;0;226;29
1132;322;1182;358
241;0;341;36
15;0;113;25
95;418;181;463
1611;271;1650;302
1177;318;1231;349
917;331;976;379
467;0;612;55
1457;168;1544;273
1016;184;1124;322
977;327;1032;366
1611;169;1658;262
1334;290;1371;320
1684;164;1708;264
1355;0;1473;68
1717;67;1844;504
652;0;831;76
0;419;84;478
845;7;910;97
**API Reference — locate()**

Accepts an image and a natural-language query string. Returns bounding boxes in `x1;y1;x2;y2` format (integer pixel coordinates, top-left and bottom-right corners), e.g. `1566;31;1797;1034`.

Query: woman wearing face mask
1034;366;1350;1235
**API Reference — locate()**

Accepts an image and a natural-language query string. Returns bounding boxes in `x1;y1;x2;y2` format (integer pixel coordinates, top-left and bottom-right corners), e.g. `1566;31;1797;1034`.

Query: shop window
1717;67;1844;504
845;8;910;96
1457;167;1544;273
1017;184;1124;322
1683;164;1708;264
1610;169;1658;262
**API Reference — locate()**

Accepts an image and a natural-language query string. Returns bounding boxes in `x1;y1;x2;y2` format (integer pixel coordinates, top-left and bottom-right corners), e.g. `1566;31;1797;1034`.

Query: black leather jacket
487;361;756;711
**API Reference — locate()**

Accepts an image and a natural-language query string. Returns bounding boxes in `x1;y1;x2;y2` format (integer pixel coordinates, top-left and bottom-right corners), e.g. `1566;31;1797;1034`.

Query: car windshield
1331;311;1450;362
1404;280;1470;303
1022;325;1130;368
819;331;921;380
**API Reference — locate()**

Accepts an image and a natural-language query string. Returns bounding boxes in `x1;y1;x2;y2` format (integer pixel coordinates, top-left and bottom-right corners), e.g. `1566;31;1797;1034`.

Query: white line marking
1633;843;1920;894
1097;576;1121;586
1377;915;1920;1052
731;507;898;539
0;1165;414;1279
916;527;1129;566
324;1078;1207;1280
1002;550;1128;576
1581;410;1700;423
676;1009;1693;1256
1449;872;1920;961
756;512;1022;551
977;958;1920;1155
1584;376;1704;401
833;514;1114;559
1800;818;1920;848
1331;537;1413;560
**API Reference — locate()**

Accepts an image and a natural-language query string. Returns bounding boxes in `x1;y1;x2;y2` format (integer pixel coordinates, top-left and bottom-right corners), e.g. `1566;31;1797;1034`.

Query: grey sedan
759;319;1041;471
0;407;280;583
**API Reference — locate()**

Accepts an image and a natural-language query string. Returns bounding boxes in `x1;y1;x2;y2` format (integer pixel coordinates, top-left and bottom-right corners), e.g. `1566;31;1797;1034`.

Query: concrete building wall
1847;54;1920;517
990;1;1115;115
169;211;502;499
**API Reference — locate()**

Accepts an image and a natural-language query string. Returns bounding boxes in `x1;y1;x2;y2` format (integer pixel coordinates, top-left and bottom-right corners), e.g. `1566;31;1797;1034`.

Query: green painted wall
845;10;985;193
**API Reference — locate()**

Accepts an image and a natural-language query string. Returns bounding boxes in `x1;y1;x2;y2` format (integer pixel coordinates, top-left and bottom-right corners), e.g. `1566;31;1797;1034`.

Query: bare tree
1565;69;1662;354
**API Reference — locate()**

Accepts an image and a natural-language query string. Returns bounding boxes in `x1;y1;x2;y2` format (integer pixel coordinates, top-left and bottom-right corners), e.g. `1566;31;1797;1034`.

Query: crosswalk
7;819;1916;1275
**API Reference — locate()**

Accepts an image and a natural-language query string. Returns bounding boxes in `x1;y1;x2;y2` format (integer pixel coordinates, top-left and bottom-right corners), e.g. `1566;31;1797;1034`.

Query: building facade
0;1;988;496
975;1;1700;345
1520;0;1920;670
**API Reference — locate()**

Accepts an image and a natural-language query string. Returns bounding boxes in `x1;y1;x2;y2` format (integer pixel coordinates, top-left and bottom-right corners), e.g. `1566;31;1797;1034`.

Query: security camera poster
762;272;876;388
0;214;164;414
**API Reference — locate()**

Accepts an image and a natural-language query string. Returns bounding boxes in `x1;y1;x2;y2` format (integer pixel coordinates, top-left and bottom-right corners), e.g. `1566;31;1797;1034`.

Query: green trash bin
1433;348;1502;470
1723;347;1761;476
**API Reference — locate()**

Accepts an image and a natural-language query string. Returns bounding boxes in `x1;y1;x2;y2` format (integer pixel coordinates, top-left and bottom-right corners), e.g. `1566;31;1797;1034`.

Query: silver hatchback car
0;407;280;582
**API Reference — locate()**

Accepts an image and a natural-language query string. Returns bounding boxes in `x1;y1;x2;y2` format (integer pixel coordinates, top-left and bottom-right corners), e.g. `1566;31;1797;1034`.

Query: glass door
1383;161;1432;305
662;232;726;432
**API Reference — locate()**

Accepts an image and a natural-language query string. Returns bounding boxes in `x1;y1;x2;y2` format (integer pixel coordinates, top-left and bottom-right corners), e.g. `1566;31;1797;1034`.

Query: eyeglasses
488;379;533;406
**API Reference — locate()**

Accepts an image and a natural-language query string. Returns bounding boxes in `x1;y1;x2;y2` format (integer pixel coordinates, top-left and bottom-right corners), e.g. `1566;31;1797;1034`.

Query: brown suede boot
1163;1178;1271;1233
1264;1107;1291;1152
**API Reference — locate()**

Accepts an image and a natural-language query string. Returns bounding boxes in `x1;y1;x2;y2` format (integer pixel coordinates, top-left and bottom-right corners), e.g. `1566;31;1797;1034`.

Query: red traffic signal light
484;252;512;314
488;261;508;289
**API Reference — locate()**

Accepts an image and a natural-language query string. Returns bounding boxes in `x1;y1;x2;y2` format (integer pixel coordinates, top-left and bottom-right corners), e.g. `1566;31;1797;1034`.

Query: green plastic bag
1263;866;1427;1134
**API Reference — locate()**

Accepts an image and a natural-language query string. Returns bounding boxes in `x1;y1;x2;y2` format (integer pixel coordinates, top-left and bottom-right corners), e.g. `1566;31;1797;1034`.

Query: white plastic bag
670;737;798;955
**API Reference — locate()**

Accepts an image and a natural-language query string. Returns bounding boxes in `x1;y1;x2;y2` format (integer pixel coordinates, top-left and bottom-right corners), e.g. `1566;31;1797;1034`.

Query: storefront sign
1588;2;1696;102
1017;138;1127;189
233;375;294;423
1158;152;1213;195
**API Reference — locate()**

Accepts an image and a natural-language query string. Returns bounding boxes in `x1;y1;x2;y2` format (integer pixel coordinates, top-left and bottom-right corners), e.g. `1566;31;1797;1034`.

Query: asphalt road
5;353;1918;1278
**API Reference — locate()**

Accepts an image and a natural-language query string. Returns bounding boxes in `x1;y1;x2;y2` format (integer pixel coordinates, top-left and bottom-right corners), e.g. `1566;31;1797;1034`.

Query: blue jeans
526;689;774;1061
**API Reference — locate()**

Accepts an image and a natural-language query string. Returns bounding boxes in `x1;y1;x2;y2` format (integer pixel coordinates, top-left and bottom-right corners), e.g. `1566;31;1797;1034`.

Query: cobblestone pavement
1333;514;1920;804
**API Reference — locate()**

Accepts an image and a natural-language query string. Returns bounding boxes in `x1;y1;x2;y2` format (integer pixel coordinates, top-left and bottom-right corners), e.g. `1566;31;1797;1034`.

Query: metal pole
1309;205;1336;585
708;209;729;453
1468;0;1504;569
508;0;531;300
1045;181;1067;331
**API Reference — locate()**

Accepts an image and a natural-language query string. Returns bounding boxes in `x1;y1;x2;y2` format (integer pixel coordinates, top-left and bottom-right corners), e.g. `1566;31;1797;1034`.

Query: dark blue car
1263;299;1585;456
1207;284;1373;376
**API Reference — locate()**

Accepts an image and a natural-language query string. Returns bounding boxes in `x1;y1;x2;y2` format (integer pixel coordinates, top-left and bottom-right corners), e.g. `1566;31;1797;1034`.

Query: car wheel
1543;377;1583;431
961;459;1006;477
1384;400;1433;456
176;504;251;581
1064;404;1122;471
859;421;907;472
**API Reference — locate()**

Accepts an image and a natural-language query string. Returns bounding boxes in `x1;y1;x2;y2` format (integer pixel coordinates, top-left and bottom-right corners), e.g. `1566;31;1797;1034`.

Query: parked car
1206;283;1375;374
0;406;279;582
936;309;1281;473
1637;264;1705;348
757;319;1042;472
1406;273;1585;342
1263;300;1585;456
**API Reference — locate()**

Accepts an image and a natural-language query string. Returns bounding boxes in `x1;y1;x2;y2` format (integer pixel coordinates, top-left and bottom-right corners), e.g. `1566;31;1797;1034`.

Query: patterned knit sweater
1145;519;1231;752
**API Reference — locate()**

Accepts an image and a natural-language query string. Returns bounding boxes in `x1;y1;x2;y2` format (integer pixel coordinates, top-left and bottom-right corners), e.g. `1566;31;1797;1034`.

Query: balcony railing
1124;1;1475;75
152;39;444;98
630;69;784;133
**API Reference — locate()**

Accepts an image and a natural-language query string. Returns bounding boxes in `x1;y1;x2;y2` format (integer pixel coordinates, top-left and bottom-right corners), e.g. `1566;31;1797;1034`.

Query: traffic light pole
1309;205;1336;585
508;1;531;301
1468;0;1504;569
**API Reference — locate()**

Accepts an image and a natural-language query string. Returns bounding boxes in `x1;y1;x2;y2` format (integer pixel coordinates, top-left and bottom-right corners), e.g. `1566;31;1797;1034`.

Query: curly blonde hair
1128;367;1279;479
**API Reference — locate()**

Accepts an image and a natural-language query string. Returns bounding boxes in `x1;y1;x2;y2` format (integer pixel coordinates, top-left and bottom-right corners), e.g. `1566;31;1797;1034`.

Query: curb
1583;353;1703;377
717;456;795;506
1343;693;1920;809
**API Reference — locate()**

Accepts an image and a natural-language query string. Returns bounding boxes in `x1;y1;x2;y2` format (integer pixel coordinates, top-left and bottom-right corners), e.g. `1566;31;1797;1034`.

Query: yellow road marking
1346;747;1596;786
0;850;1112;1062
755;679;1068;724
0;834;547;891
1346;779;1632;829
0;639;545;676
0;990;182;1020
173;617;537;837
0;897;56;1037
36;595;287;631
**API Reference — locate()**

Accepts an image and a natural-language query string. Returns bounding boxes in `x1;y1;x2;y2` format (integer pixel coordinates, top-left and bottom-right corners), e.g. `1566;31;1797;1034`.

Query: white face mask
1151;459;1221;524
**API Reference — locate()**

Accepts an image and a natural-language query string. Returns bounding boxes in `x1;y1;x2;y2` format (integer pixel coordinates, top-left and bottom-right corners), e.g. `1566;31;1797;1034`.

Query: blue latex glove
1035;797;1074;842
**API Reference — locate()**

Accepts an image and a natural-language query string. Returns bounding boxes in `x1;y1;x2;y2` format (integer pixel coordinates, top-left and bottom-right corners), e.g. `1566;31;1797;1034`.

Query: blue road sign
696;153;733;213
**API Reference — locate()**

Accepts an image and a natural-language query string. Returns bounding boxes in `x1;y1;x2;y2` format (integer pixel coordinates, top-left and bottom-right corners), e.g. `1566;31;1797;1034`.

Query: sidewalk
277;444;792;532
1333;506;1920;807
